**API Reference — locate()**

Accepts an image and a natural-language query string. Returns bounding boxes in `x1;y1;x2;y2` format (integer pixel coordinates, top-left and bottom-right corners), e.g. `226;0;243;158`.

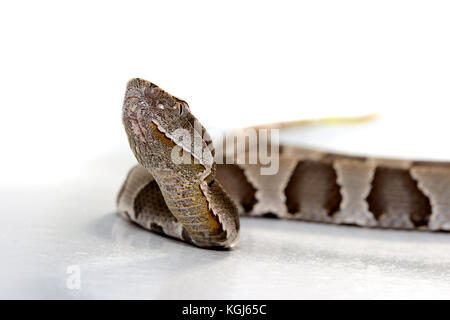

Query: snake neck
151;168;230;247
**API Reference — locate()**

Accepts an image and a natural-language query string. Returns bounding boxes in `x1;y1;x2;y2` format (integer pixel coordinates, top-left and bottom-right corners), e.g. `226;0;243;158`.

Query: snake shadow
91;212;450;251
242;215;450;245
91;211;190;249
89;212;233;264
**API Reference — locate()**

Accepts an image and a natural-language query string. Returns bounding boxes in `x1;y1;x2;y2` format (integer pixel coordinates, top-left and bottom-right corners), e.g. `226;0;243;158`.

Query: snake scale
117;78;450;249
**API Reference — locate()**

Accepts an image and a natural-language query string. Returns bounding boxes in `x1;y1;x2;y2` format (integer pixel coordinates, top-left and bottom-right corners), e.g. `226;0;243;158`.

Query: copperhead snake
117;78;450;249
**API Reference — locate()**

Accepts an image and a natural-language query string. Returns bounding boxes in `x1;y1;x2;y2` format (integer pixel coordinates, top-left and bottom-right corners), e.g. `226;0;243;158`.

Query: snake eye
178;102;189;117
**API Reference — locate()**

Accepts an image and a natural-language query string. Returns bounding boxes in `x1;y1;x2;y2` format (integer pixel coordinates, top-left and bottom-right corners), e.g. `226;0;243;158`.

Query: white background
2;1;450;299
2;0;450;186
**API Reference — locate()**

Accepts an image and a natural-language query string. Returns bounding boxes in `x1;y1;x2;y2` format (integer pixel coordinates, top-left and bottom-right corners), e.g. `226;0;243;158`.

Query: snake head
123;78;215;179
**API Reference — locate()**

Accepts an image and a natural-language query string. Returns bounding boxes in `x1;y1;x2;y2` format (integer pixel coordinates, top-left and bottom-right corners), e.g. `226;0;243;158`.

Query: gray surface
2;181;450;299
2;119;450;299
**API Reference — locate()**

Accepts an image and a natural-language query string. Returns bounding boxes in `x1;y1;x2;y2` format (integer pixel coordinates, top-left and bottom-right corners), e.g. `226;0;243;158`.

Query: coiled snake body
117;78;450;249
